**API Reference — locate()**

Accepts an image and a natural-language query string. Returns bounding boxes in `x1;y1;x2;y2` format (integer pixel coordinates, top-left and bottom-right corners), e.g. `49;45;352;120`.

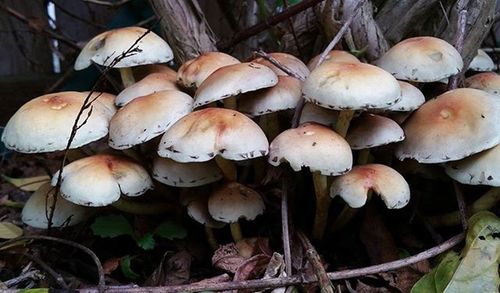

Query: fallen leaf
213;242;245;273
2;175;49;192
234;254;271;282
102;257;121;275
164;250;192;285
0;222;23;239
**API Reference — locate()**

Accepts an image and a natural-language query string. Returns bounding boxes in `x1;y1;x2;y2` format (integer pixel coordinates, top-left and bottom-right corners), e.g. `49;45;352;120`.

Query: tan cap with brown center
158;108;269;162
465;72;500;96
253;52;310;80
177;52;240;88
307;50;360;70
330;164;410;209
268;122;352;175
375;36;463;82
396;88;500;163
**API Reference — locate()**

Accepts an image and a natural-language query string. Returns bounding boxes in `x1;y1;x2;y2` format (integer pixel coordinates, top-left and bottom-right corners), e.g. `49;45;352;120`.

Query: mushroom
22;182;89;229
330;164;410;209
193;62;278;108
386;81;425;112
115;71;180;106
252;52;310;80
468;49;495;72
346;114;405;150
465;72;500;96
109;90;193;149
374;36;463;82
74;26;174;87
51;154;153;207
187;196;225;249
208;182;265;241
152;156;223;187
298;102;338;127
307;50;360;70
1;91;116;153
396;88;500;163
177;52;240;89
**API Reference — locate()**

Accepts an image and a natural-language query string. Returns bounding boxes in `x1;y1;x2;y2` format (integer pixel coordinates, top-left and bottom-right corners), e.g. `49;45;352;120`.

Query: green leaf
411;268;438;293
433;252;461;292
2;175;50;191
155;221;187;240
120;255;140;280
136;233;156;250
91;214;134;238
18;289;49;293
0;222;23;239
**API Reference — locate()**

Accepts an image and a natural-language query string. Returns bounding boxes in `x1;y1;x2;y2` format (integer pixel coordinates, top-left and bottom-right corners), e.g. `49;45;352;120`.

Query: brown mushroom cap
177;52;240;88
22;182;89;229
158;108;269;162
193;62;278;107
1;91;116;153
268;123;352;175
109;90;193;149
152;156;223;187
330;164;410;209
253;52;310;80
375;36;463;82
396;88;500;163
51;154;153;207
445;144;500;186
208;182;265;223
465;72;500;96
307;50;360;70
387;81;425;111
468;49;495;72
346;114;405;150
115;72;180;106
74;26;173;70
239;76;302;116
303;62;401;110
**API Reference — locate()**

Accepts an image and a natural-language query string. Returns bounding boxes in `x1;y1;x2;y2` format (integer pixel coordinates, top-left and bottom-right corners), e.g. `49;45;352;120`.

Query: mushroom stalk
119;67;135;88
215;157;238;181
230;222;243;242
357;149;372;165
223;97;237;110
312;172;330;240
111;197;174;215
335;110;355;137
205;226;219;250
259;112;280;141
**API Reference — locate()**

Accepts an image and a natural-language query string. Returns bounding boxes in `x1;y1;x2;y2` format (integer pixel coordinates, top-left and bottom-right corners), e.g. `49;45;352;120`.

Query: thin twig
83;0;133;7
297;231;334;293
254;50;305;80
453;181;468;230
0;3;81;50
80;233;465;293
52;0;106;29
0;235;105;291
10;251;69;289
448;9;467;90
3;270;40;287
218;0;326;51
281;172;292;277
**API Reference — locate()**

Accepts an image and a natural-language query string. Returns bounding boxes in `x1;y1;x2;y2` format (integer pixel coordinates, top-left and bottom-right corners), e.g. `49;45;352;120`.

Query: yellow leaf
2;175;50;191
0;222;23;239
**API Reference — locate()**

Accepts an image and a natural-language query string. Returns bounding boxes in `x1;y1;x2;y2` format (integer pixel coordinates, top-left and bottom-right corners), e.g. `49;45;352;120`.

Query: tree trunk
148;0;217;65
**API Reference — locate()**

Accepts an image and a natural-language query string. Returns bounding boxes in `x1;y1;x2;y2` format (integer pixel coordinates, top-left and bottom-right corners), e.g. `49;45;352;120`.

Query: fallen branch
297;231;334;293
78;233;465;292
448;7;468;90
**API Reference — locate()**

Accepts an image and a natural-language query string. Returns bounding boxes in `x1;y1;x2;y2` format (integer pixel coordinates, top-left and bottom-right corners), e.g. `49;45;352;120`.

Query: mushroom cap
386;81;425;111
303;62;401;110
2;91;116;153
239;76;302;116
152;156;223;187
74;26;173;70
115;72;180;106
468;49;495;72
298;102;338;126
445;144;500;186
346;114;405;150
22;182;89;229
158;108;269;162
375;36;463;82
177;52;240;88
396;88;500;163
330;164;410;209
109;90;193;149
51;154;153;207
187;197;225;228
307;50;360;70
268;122;352;175
465;72;500;96
253;52;310;80
208;182;265;223
193;62;278;107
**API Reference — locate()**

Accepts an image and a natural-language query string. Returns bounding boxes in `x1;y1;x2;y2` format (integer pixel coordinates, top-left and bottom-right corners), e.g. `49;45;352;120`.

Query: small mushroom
465;72;500;96
468;49;495;72
115;72;180;106
307;50;360;70
152;156;223;187
346;114;405;150
252;52;310;80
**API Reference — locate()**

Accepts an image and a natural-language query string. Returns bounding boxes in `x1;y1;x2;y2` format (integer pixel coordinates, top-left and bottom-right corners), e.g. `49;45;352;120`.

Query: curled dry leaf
233;254;271;282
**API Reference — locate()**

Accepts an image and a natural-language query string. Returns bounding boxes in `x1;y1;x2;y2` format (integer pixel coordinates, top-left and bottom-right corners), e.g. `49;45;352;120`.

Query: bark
438;0;496;68
148;0;217;65
375;0;440;44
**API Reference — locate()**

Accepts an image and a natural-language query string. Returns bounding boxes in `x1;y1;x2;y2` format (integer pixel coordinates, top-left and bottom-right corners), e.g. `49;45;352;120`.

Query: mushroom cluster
3;26;498;256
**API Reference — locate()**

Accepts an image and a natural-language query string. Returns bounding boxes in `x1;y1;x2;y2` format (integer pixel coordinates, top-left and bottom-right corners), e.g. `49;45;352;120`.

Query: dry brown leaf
234;254;271;282
102;257;121;275
213;242;246;273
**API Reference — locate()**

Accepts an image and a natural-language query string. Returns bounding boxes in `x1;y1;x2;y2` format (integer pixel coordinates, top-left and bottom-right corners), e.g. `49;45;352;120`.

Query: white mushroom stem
223;97;237;110
312;172;330;240
119;67;135;88
230;222;243;242
335;110;355;137
111;197;174;215
357;149;372;165
215;157;237;181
